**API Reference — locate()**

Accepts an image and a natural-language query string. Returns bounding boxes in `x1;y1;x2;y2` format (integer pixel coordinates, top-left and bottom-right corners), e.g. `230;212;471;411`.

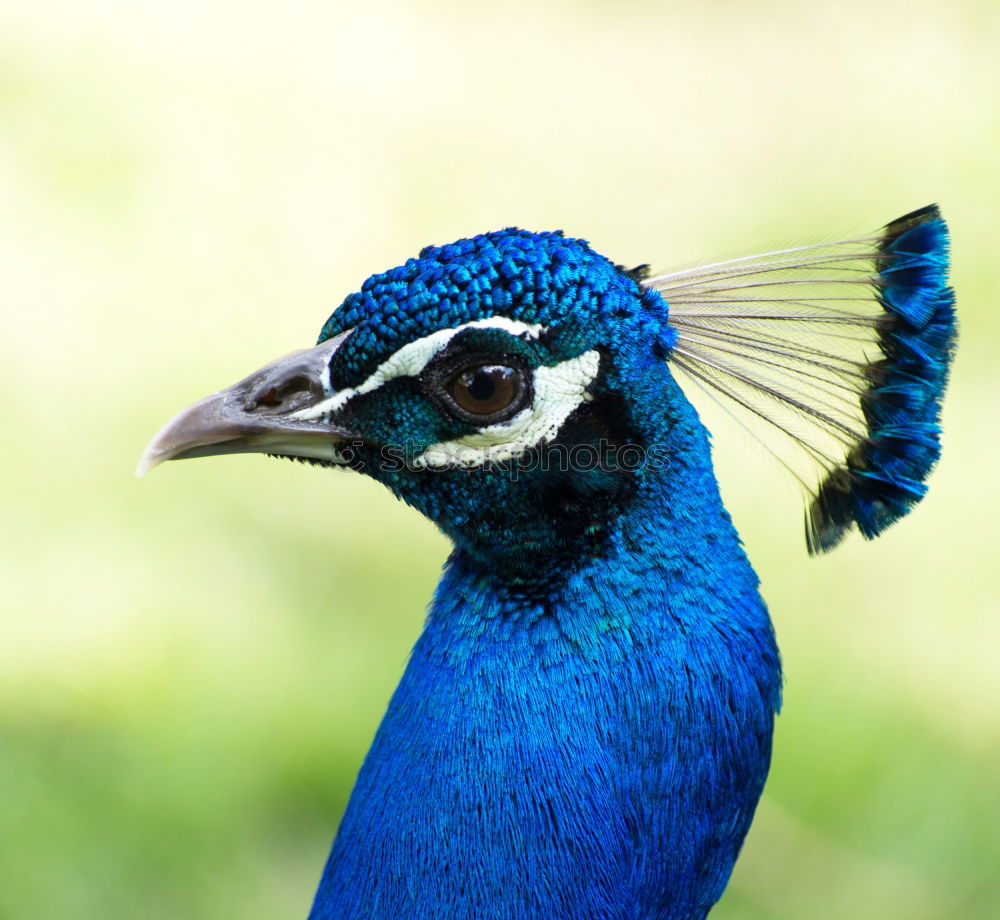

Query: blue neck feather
309;372;782;920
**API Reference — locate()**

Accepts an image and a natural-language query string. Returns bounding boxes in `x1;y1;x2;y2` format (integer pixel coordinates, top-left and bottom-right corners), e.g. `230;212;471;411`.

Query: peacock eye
447;363;524;420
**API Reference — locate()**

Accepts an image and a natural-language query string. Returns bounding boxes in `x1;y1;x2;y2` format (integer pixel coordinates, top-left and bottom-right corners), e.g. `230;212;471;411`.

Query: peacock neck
310;406;782;920
432;396;767;645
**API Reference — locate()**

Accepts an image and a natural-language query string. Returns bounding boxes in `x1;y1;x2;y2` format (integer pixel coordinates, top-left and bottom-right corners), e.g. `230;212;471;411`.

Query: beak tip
135;446;163;478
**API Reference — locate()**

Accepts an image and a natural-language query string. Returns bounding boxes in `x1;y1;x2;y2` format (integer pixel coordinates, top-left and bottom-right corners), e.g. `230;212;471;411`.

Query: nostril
248;375;312;412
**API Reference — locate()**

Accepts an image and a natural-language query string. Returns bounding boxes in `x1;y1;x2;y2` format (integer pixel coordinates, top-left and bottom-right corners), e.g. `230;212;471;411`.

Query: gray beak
137;330;357;476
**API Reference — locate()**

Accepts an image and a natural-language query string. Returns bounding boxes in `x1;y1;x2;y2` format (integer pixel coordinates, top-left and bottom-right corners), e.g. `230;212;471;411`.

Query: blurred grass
1;0;998;917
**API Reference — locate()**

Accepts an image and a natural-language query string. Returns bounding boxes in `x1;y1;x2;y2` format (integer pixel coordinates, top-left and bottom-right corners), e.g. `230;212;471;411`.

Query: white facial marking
291;317;544;421
412;349;601;468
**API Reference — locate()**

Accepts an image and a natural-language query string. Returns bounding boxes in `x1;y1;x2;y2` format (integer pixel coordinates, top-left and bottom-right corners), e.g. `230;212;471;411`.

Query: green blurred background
2;0;998;917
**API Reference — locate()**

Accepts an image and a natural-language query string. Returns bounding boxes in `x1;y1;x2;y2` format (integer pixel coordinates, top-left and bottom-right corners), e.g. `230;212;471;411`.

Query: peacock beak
137;330;358;476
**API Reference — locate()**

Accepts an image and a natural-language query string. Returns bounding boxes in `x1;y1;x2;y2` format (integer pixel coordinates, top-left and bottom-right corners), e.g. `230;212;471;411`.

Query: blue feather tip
806;204;957;554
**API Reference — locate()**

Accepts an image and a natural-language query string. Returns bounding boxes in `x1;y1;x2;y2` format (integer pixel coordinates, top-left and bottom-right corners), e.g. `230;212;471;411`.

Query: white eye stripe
411;350;601;469
292;317;544;421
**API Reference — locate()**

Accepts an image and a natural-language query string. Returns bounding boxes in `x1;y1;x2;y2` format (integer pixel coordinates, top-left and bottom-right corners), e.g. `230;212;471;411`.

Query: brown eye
448;364;522;418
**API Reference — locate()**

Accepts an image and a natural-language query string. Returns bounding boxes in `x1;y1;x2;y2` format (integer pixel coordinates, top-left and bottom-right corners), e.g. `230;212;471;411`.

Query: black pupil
467;370;499;402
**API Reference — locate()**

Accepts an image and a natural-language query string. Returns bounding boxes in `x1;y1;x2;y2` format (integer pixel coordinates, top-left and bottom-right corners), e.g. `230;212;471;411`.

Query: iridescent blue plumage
139;207;955;920
309;232;780;918
298;230;783;918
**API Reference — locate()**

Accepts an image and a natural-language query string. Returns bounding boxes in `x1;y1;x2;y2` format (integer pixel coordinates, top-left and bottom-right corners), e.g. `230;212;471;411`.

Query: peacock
139;204;955;919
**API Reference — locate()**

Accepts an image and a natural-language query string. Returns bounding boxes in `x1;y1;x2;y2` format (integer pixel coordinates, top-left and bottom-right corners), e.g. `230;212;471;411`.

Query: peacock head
140;209;955;566
138;230;679;574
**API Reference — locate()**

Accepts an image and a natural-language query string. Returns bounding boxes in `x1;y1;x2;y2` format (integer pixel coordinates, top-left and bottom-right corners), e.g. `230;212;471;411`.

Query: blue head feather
319;229;674;384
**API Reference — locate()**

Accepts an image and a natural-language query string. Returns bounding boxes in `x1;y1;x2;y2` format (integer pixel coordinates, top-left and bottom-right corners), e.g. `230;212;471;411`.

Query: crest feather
647;205;956;553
